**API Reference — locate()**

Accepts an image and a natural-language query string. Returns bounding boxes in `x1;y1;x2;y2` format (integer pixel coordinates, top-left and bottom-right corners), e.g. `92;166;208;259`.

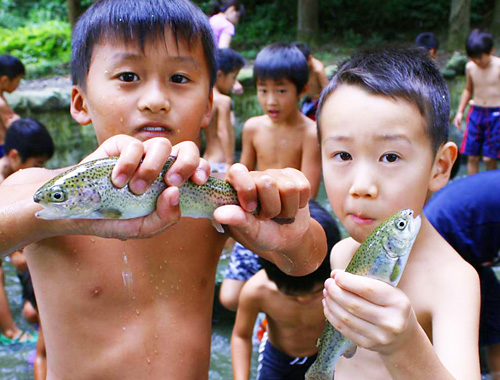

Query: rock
6;87;72;112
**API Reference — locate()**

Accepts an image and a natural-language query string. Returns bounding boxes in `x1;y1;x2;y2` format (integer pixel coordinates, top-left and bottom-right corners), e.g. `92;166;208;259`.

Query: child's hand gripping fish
33;156;293;233
305;209;421;380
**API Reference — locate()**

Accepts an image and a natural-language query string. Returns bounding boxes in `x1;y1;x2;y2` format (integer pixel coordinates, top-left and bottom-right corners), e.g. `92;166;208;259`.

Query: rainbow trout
305;209;421;380
33;156;243;232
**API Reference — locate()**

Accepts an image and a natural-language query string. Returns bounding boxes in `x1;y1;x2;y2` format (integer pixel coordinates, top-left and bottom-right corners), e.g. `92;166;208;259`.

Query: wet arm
300;130;322;199
239;122;257;170
218;33;232;48
454;68;473;128
217;97;234;164
231;283;261;380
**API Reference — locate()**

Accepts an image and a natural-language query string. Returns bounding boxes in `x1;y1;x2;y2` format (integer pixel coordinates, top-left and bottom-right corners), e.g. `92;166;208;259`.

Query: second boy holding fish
0;1;327;379
317;46;480;379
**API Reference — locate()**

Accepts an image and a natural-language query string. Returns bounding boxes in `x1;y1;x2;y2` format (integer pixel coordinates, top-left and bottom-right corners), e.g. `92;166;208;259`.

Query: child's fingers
128;138;172;194
168;141;206;186
111;140;145;189
226;164;258;213
253;173;280;219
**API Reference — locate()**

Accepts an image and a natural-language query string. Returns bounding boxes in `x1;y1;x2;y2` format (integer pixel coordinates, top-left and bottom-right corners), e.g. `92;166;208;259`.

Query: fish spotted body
33;156;240;232
305;209;422;380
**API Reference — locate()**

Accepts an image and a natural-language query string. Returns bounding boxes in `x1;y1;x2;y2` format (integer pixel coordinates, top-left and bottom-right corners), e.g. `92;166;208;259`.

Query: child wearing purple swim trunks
454;30;500;175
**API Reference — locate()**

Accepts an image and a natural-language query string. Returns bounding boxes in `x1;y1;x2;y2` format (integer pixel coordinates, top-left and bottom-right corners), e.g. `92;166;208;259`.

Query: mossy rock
6;88;71;112
445;53;468;76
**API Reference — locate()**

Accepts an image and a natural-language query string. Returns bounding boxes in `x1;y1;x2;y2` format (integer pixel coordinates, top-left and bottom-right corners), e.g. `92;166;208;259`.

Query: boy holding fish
315;46;481;379
0;1;327;379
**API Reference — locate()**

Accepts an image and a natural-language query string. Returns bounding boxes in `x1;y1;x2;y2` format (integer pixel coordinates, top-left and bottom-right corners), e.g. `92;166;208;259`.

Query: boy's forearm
266;218;327;276
231;335;253;380
456;89;472;115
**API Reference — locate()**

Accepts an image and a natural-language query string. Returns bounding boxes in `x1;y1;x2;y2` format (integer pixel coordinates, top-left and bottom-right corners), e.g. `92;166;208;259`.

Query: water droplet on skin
146;357;151;364
90;238;96;243
123;327;126;331
154;350;158;356
154;334;158;339
159;265;163;270
135;309;140;316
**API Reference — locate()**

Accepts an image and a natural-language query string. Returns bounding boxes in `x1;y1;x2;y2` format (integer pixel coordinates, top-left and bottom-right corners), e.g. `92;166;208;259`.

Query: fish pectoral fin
342;343;357;359
211;220;225;233
99;208;123;219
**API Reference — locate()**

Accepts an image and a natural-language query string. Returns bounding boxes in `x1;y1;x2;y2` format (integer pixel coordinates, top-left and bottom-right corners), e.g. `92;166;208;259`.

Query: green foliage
0;20;71;78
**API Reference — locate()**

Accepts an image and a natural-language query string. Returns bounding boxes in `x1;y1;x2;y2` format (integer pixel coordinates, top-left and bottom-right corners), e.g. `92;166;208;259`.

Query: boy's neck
0;157;13;180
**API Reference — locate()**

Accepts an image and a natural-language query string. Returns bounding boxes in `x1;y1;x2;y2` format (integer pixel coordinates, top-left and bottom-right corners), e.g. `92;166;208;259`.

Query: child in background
209;0;245;48
219;43;322;312
0;118;54;377
231;205;340;380
453;29;500;175
203;48;244;173
425;171;500;380
318;46;480;379
0;54;25;157
0;1;327;379
292;42;329;121
415;32;439;59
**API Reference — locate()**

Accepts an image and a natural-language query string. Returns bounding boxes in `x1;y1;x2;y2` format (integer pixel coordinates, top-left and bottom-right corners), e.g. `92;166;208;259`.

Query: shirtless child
319;46;480;379
453;29;500;175
203;48;244;173
293;42;329;121
0;2;327;379
0;54;24;157
219;43;322;312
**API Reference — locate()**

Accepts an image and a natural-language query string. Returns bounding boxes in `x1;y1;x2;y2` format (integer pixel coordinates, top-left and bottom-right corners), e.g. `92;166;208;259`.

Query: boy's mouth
136;125;174;138
350;213;375;226
267;110;280;118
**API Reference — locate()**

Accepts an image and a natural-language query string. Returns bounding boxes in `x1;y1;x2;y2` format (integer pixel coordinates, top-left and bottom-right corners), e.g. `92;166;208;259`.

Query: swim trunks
223;242;261;281
17;268;37;311
257;335;317;380
0;144;4;158
301;97;319;121
460;105;500;158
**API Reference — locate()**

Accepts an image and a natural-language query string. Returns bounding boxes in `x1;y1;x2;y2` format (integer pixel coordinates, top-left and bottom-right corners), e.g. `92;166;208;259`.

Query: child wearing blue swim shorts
454;29;500;175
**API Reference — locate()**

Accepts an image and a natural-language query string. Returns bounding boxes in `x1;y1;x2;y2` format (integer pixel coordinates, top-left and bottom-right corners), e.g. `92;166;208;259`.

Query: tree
447;0;470;52
297;0;319;46
491;0;500;46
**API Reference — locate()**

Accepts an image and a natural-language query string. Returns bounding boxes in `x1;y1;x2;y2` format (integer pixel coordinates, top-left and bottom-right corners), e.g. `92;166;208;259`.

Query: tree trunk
297;0;319;46
491;0;500;47
447;0;471;52
67;0;81;29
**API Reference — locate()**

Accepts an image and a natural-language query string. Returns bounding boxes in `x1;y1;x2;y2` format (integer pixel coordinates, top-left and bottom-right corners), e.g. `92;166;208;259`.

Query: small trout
33;156;242;232
305;209;421;380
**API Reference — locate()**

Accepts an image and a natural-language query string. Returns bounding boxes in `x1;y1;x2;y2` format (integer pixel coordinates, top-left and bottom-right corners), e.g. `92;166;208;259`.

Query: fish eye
395;218;407;230
50;187;67;203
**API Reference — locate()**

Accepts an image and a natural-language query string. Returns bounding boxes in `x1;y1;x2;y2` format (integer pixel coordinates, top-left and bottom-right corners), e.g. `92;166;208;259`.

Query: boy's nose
138;81;171;113
349;168;378;199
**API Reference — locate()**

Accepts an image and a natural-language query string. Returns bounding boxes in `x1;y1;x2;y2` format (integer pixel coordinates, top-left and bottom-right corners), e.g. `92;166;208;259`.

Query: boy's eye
171;74;189;84
381;153;400;163
278;89;286;94
333;152;352;161
258;88;267;94
118;72;139;82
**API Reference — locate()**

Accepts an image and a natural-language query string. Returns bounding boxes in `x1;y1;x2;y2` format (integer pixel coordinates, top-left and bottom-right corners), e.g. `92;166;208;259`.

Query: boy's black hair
259;199;340;295
217;48;244;74
71;0;217;91
5;118;54;162
210;0;245;17
0;54;25;79
466;29;494;58
253;42;309;94
292;41;311;60
415;32;439;51
317;45;450;154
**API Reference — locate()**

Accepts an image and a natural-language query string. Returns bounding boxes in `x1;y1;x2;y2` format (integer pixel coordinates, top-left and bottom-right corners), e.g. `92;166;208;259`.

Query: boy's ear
7;149;22;171
429;142;458;192
70;86;92;126
200;90;214;129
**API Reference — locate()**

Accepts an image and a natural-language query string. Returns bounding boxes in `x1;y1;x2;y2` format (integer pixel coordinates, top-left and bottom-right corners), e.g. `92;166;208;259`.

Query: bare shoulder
311;56;325;71
214;91;231;110
330;237;361;270
243;115;268;132
240;270;272;303
1;167;53;187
